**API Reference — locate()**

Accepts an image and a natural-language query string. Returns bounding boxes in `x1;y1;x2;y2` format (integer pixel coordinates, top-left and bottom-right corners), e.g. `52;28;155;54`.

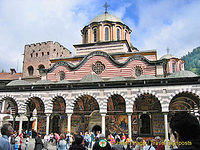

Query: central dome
89;13;123;24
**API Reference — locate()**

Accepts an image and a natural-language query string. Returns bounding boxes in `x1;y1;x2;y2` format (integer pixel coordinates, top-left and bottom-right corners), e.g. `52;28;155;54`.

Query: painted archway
0;97;18;130
169;92;200;120
133;94;164;137
71;94;100;133
26;97;45;134
106;94;127;136
51;96;67;134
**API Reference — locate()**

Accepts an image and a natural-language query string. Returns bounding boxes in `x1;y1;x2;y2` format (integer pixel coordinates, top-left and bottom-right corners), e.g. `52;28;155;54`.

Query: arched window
38;65;45;75
105;27;109;41
93;28;97;42
85;30;88;44
125;31;127;40
28;66;34;76
117;28;120;40
59;71;65;81
179;63;182;71
172;63;176;73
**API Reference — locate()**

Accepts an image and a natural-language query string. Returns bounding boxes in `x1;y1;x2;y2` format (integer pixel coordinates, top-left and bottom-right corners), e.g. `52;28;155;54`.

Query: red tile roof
0;72;22;80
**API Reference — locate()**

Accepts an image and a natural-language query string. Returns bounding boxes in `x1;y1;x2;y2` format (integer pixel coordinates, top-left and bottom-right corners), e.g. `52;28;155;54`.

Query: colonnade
15;111;169;142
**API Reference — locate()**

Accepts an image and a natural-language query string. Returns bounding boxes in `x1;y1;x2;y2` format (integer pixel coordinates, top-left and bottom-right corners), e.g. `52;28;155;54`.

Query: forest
181;47;200;75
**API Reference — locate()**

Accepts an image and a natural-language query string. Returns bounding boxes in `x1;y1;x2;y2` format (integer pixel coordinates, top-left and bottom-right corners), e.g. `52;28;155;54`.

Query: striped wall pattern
0;84;199;117
47;56;157;81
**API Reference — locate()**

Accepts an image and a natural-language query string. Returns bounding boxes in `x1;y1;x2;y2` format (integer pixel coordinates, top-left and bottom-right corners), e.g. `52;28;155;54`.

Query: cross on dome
103;2;110;14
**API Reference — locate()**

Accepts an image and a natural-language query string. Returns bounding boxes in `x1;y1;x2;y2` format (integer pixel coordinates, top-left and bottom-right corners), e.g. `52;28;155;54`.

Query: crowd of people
0;111;199;150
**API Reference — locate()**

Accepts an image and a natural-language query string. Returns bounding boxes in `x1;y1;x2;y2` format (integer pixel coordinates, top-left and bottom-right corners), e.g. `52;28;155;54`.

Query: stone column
101;114;106;135
34;116;38;132
128;113;132;139
164;113;169;149
19;115;23;135
46;114;50;135
12;115;16;130
67;113;72;132
1;100;5;113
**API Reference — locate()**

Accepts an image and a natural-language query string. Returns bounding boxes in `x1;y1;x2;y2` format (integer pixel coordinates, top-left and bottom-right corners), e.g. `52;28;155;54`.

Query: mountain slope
181;47;200;75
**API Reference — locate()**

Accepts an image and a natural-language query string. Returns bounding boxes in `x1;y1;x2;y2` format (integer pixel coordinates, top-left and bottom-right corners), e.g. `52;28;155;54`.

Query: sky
0;0;200;72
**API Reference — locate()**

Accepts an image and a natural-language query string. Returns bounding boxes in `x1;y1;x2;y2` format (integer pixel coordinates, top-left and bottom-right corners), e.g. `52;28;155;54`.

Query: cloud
131;0;200;58
0;0;96;72
0;0;200;72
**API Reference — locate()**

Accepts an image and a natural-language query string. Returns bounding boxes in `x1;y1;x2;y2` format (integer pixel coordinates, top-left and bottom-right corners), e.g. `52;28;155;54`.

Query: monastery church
0;6;199;141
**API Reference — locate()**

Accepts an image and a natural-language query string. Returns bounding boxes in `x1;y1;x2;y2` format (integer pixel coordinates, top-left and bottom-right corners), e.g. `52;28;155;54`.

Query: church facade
0;10;199;141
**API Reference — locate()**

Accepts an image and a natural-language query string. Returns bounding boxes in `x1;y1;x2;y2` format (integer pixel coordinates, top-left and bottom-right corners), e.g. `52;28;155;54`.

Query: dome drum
81;13;132;45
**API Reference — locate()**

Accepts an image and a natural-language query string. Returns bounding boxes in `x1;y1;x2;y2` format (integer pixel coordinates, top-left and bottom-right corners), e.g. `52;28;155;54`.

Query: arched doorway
140;114;150;135
92;125;101;135
51;96;66;134
133;94;164;137
51;115;60;134
71;95;99;133
106;94;127;136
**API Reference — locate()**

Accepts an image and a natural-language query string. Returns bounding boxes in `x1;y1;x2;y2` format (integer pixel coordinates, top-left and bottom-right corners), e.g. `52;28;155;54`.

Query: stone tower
22;41;71;80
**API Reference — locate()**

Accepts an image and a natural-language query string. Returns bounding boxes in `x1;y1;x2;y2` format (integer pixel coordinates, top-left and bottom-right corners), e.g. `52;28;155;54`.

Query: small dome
34;80;54;85
57;80;71;84
108;76;126;81
7;79;31;86
168;70;198;78
89;13;123;24
80;74;103;83
160;54;175;60
135;75;157;80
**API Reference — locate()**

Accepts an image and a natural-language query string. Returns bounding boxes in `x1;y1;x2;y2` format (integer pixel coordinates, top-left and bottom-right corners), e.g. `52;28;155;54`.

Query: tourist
50;133;54;143
84;132;90;148
66;131;71;149
69;134;86;150
57;134;67;150
114;134;120;140
108;133;114;141
90;131;95;148
155;136;164;150
92;134;112;150
0;123;13;150
134;137;144;150
169;111;200;150
121;133;126;142
15;134;21;150
10;134;16;150
143;140;155;150
44;134;49;149
34;132;44;150
25;135;30;150
111;138;125;150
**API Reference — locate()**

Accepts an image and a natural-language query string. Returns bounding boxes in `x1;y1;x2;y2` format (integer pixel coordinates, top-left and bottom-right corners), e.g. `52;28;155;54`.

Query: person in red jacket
155;136;165;150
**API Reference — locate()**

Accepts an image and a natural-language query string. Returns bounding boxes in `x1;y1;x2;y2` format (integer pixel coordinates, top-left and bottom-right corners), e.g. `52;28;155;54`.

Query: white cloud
131;0;200;58
0;0;200;72
0;0;96;72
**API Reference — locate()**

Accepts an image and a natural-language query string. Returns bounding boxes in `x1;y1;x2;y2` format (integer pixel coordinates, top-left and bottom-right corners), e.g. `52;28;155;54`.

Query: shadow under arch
169;91;200;112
